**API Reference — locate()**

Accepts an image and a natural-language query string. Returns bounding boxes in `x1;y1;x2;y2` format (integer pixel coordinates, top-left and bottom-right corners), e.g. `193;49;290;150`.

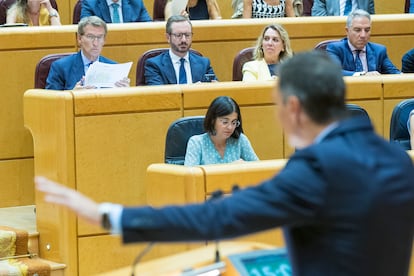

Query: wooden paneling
0;159;34;207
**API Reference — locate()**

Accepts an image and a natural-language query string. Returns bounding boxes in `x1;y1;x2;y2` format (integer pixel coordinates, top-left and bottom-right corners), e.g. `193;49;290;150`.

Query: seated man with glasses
184;96;258;166
144;15;218;85
46;16;130;90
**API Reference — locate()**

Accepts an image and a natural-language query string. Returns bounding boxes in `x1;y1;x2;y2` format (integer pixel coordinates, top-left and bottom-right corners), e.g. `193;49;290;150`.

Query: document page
171;0;188;15
84;61;133;88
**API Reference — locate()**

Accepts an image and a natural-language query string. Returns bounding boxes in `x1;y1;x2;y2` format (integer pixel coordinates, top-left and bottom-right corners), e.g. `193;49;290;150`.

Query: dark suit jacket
327;38;401;76
402;48;414;73
144;50;217;85
81;0;151;23
312;0;375;15
120;116;414;276
46;51;116;90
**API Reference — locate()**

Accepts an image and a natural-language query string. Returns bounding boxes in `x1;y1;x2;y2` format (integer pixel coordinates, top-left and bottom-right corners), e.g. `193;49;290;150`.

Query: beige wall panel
349;100;384;135
241;105;284;160
382;74;414;99
0;159;34;207
78;235;188;276
73;86;182;115
76;110;182;236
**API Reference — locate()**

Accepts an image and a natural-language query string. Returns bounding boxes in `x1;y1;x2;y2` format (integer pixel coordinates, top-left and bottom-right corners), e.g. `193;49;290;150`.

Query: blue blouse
184;133;259;166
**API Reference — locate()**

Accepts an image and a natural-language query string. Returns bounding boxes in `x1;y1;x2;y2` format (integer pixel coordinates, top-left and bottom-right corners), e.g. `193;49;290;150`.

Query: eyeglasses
170;33;193;39
218;118;240;128
83;34;105;42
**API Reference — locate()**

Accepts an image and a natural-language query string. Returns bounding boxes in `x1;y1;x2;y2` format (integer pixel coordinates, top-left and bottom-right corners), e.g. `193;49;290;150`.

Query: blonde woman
7;0;61;26
242;24;293;81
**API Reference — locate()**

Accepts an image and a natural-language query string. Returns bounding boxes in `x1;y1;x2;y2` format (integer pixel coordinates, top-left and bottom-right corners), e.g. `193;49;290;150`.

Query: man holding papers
46;16;130;90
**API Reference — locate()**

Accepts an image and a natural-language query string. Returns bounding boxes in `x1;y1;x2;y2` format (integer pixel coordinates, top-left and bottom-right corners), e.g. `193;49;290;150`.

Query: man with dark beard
144;15;217;85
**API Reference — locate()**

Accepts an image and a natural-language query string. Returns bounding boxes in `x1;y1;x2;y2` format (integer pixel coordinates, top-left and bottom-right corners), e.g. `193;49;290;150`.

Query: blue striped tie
112;3;120;23
179;58;187;84
344;0;352;15
354;50;363;72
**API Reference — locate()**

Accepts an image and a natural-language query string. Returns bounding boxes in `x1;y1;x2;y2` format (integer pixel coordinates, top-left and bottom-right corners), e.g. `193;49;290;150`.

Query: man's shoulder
366;42;387;52
100;56;117;64
189;51;209;60
326;38;346;49
128;0;145;5
146;51;169;64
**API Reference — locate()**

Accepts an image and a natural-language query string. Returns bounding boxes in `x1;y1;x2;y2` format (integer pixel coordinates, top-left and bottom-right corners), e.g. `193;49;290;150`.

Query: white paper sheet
171;0;188;15
84;61;132;88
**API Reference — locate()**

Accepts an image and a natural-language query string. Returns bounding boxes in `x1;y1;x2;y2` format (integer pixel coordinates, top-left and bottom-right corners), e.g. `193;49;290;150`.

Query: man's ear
286;96;302;124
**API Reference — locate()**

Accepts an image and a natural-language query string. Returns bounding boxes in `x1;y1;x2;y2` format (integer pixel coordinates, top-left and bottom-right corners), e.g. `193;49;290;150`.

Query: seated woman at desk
7;0;61;26
164;0;222;20
242;24;293;81
184;96;258;166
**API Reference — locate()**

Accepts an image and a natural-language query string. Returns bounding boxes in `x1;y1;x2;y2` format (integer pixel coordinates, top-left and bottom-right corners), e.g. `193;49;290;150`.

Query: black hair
204;96;243;139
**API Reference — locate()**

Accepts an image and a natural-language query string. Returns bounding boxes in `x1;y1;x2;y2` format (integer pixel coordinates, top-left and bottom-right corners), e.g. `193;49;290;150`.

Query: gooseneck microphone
130;242;155;276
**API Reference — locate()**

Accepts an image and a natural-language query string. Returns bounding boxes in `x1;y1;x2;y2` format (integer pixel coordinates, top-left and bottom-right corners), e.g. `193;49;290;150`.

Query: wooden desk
97;241;275;276
22;76;414;275
4;15;414;209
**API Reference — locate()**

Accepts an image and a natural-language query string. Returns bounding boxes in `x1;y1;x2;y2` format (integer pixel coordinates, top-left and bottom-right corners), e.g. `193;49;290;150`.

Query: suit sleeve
136;1;152;22
45;61;66;90
311;0;327;16
203;58;218;82
326;44;355;76
402;49;414;73
144;59;165;85
378;47;401;74
120;153;326;243
80;0;94;19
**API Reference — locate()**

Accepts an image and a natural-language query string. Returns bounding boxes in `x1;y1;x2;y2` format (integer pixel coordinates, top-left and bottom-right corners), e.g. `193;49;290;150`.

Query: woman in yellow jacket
7;0;61;26
242;23;292;81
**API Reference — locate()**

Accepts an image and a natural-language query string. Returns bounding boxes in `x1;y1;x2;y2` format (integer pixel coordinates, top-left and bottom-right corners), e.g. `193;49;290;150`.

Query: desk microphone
130;242;155;276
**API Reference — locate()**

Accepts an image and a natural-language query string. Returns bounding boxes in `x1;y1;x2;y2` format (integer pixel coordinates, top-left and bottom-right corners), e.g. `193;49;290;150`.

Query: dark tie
85;61;93;74
354;50;363;72
179;58;187;84
112;3;120;23
344;0;352;15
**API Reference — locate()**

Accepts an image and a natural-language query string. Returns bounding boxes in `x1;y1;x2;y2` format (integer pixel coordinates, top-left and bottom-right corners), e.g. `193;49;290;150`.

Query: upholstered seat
346;103;370;119
135;48;203;86
232;47;254;81
314;39;340;51
153;0;167;21
390;99;414;150
302;0;313;16
73;0;82;24
0;0;58;25
165;116;205;165
34;53;73;89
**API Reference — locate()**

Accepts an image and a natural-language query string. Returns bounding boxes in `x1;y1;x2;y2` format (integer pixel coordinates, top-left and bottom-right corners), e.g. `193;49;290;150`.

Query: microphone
208;189;224;263
130;242;155;276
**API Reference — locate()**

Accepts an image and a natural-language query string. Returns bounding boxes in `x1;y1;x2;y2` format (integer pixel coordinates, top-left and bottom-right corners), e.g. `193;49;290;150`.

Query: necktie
85;61;93;74
112;3;120;23
344;0;352;15
179;58;187;84
354;50;363;72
